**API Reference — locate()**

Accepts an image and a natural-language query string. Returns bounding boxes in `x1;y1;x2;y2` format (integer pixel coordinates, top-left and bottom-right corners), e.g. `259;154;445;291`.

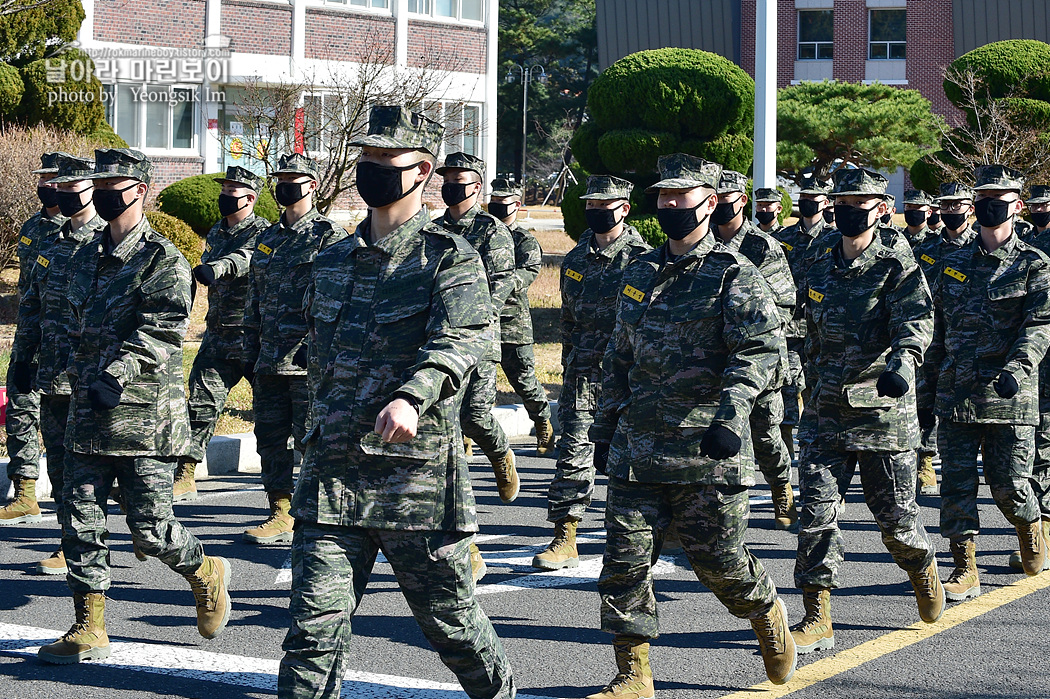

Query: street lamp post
506;63;547;186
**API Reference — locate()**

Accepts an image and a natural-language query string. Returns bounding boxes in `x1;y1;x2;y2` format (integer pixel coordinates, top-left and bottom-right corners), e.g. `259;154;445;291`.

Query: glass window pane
372;0;388;7
115;84;140;147
870;43;887;59
172;88;194;148
798;10;833;42
890;43;906;60
463;105;479;156
145;94;169;149
435;0;454;17
461;0;481;20
818;44;833;60
798;44;815;60
870;9;905;42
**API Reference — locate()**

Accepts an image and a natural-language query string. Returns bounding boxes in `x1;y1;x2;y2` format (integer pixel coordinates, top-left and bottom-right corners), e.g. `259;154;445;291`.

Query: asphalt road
1;444;1048;699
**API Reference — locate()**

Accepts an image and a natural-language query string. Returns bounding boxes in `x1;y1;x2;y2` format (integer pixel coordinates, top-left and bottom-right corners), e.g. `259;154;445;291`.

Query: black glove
88;374;123;411
242;362;255;385
11;361;34;393
700;424;742;460
917;408;936;430
593;442;610;475
994;371;1019;399
876;371;909;398
192;264;216;286
291;344;309;369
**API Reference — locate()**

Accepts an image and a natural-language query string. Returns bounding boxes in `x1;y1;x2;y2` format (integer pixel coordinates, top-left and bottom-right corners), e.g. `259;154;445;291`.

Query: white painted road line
0;623;559;699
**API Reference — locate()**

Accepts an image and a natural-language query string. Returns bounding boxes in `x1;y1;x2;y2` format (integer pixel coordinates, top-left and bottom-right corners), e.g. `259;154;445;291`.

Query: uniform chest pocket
309;289;343;324
987;280;1026;302
670;294;720;322
374;295;430;325
617;297;647;326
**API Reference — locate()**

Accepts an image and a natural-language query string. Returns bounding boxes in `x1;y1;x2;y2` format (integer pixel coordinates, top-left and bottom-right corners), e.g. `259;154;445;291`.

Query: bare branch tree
0;0;58;16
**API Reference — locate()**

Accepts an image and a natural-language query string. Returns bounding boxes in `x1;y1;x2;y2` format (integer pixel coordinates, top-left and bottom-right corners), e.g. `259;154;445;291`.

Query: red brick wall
906;0;960;124
832;0;867;82
741;1;821;88
305;9;395;62
151;157;206;202
94;0;206;49
221;0;292;56
407;21;486;74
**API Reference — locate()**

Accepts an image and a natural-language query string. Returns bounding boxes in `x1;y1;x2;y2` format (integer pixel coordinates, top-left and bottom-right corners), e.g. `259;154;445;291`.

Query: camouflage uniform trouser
461;360;509;459
1032;406;1050;519
547;366;597;523
186;352;246;464
598;477;778;638
795;444;934;589
781;341;807;428
253;373;309;494
278;523;515;699
938;422;1041;540
4;363;41;480
61;452;204;593
499;343;550;422
40;395;70;509
753;389;791;488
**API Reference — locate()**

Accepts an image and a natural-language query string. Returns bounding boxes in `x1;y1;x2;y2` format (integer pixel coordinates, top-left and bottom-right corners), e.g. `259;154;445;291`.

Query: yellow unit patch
808;288;824;303
19;235;32;246
920;254;936;265
257;243;273;255
825;247;833;254
36;255;49;268
780;241;793;251
205;243;213;252
623;284;646;302
944;267;967;282
565;268;583;282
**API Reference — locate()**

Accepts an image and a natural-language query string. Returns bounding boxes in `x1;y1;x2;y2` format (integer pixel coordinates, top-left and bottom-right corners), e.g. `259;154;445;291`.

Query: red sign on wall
294;107;305;154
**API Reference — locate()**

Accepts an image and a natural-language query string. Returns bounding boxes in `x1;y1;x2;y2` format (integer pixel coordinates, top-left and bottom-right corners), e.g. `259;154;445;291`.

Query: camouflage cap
436;151;485;178
349;105;444;156
974;163;1025;192
85;148;153;185
754;187;782;203
490;177;522;198
717;169;749;195
798;171;832;195
646;154;721;192
213;165;265;192
580;175;634;200
272;153;320;181
1026;184;1050;204
937;182;974;202
31;151;62;175
49;153;96;184
904;189;934;206
885;193;896;207
830;167;888;198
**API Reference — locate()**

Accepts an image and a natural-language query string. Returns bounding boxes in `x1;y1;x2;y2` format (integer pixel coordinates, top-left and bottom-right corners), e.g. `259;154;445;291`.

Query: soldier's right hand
88;374;123;411
994;371;1020;399
291;344;309;369
699;424;742;460
876;371;909;398
10;361;33;393
192;264;216;286
917;408;936;430
375;398;418;443
592;442;610;475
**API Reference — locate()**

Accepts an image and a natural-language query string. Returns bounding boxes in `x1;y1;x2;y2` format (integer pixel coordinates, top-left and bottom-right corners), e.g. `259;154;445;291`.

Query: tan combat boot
790;587;834;654
469;541;487;583
585;635;655;699
38;593;110;664
1010;518;1050;570
772;484;798;531
490;450;519;503
943;536;980;601
184;555;232;639
535;417;556;456
0;477;42;525
917;454;938;496
243;492;293;544
751;598;797;685
37;549;68;575
1015;520;1048;575
463;436;474;459
532;518;579;570
173;461;199;502
908;560;946;623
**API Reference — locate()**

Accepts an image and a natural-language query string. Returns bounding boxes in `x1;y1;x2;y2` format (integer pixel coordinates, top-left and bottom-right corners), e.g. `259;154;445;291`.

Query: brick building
77;0;499;208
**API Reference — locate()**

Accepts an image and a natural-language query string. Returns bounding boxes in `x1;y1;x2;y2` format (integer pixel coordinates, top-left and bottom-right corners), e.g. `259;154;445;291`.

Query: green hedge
0;61;23;114
157;173;279;237
946;40;1050;104
17;49;104;134
597;129;678;173
626;214;665;247
561;182;589;240
569;121;607;175
146;211;203;268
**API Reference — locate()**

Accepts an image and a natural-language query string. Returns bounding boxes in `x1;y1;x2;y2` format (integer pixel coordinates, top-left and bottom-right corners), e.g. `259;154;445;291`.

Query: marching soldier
880;193;902;231
39;149;232;664
902;189;935;248
243;153;347;544
174;166;270;501
277;105;514;699
587;155;796;697
753;187;784;234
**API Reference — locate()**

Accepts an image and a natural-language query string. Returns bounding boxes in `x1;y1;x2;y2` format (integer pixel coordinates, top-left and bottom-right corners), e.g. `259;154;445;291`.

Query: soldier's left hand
876;371;909;398
88;374;123;411
699;424;742;460
192;264;216;286
375;398;418;443
994;371;1019;399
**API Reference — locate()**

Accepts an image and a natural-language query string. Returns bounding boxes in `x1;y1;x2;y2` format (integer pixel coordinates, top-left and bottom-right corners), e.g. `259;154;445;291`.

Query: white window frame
308;0;392;14
868;8;906;61
104;82;200;155
797;9;833;61
408;0;485;24
424;100;482;162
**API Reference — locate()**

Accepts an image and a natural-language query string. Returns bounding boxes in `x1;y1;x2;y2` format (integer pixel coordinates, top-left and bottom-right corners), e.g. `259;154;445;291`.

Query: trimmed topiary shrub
569;121;607;175
626;214;665;248
0;61;24;114
146;210;203;268
86;120;128;149
562;182;588;241
18;49;104;134
945;40;1050;104
597;129;678;174
157;173;279;237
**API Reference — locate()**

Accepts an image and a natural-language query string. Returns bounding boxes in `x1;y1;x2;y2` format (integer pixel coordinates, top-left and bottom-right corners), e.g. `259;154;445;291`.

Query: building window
317;0;389;8
424;101;482;160
105;83;197;152
797;10;833;60
409;0;483;21
869;9;906;60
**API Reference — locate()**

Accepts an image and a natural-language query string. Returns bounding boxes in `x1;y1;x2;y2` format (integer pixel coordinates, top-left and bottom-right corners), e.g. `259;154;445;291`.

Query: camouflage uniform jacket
802;237;933;452
244;208;347;375
65;216;193;456
199;214;269;360
16;209;66;300
925;233;1050;425
590;232;782;485
904;225;934;249
499;222;542;346
774;218;831;339
914;226;979;281
12;214;105;395
1026;228;1050;409
292;208;493;531
436;203;516;359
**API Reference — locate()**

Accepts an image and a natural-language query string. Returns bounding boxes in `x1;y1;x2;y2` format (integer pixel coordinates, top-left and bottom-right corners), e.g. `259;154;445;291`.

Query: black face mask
57;188;90;217
712;199;743;226
822;208;835;224
218;193;248;218
880;213;893;225
904;210;927;227
441;181;479;207
833;204;877;238
275;181;311;207
974;197;1017;228
755;211;778;226
928;213;941;227
657;196;712;241
941;212;969;231
585;205;624;235
37;186;59;209
488;202;516;220
356;160;424;209
1031;211;1050;229
93;183;140;222
798;199;822;219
